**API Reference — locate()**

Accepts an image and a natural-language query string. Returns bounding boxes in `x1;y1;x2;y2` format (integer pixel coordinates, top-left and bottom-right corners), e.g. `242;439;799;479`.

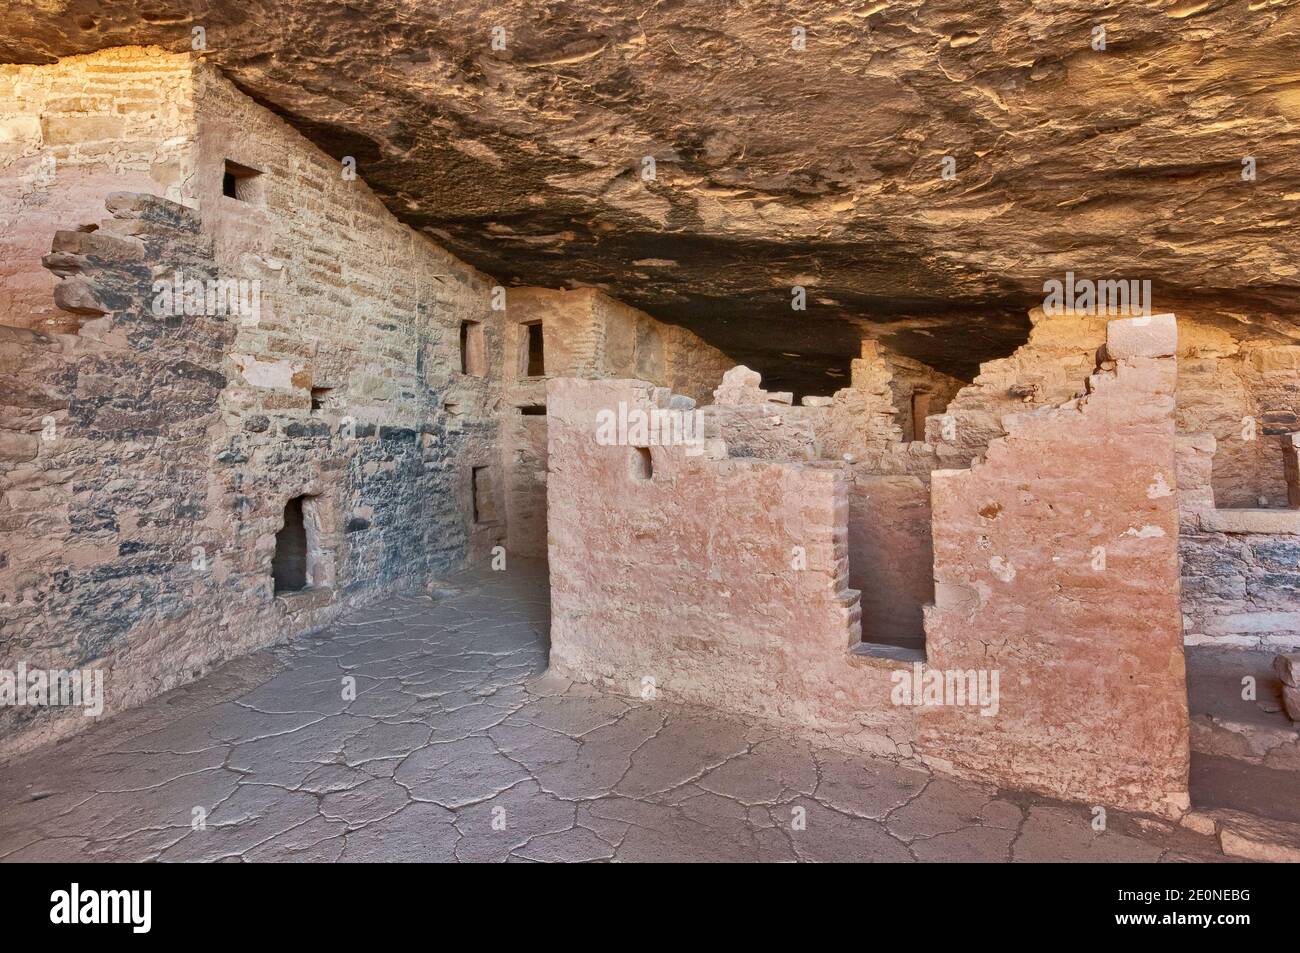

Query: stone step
1203;809;1300;863
1191;714;1300;771
1186;645;1300;772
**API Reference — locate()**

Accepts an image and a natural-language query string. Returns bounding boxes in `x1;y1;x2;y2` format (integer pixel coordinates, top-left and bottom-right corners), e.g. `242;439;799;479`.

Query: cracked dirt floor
0;560;1233;863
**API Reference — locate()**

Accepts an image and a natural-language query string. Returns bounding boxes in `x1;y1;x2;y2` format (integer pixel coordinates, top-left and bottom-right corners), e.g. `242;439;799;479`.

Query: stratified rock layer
5;2;1299;390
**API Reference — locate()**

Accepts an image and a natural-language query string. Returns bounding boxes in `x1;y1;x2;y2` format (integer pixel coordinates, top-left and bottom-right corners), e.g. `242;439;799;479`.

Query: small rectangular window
631;446;652;481
310;387;332;413
910;391;932;442
523;321;545;377
519;405;546;416
222;159;265;204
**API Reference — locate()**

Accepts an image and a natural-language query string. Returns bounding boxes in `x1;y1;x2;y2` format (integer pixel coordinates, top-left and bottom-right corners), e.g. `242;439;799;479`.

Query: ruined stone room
0;0;1298;885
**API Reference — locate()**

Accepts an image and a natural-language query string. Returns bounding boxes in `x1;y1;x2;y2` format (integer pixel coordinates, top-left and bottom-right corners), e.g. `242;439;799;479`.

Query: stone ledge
1189;611;1300;637
274;586;334;613
850;641;926;664
1201;508;1300;535
1211;809;1300;863
1106;312;1177;360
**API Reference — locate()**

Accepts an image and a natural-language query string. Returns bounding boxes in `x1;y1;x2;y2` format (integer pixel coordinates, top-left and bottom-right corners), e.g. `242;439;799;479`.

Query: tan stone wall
500;288;601;557
0;48;196;333
1175;334;1300;647
1180;339;1300;509
922;316;1188;817
0;49;507;761
190;60;507;569
928;307;1110;467
500;286;733;558
814;341;904;458
879;351;964;443
706;342;906;463
1177;433;1300;648
592;289;734;402
932;306;1300;507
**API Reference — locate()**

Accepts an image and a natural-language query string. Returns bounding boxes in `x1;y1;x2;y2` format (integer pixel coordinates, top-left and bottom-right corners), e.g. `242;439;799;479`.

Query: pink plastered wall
921;315;1188;816
545;317;1191;817
545;377;917;757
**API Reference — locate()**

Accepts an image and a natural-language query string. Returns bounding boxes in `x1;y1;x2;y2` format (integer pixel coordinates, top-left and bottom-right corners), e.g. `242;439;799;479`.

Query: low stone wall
703;348;943;647
546;316;1192;817
546;377;917;756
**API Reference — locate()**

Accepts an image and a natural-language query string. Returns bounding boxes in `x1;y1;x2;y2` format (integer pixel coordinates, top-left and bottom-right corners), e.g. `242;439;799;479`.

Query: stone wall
0;49;508;760
2;196;242;755
927;306;1300;648
707;341;908;462
190;59;506;577
545;317;1193;816
928;307;1110;467
934;307;1300;506
0;48;195;333
1178;433;1300;648
704;347;947;648
1180;338;1300;509
922;315;1188;816
1170;331;1300;646
879;350;965;443
501;286;732;558
545;377;917;757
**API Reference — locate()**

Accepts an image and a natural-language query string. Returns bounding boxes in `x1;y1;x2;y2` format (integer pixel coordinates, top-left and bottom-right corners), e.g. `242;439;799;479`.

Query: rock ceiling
6;0;1300;392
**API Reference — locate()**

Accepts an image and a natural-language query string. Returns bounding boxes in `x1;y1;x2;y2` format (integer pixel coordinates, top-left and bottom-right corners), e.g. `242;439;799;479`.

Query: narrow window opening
910;391;933;442
471;466;498;523
460;320;485;376
519;405;546;416
273;496;310;592
222;159;264;204
310;387;332;413
631;447;653;481
523;321;545;377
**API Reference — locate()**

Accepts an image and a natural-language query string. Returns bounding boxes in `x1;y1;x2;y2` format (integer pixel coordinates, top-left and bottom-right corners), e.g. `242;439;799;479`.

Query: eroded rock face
6;1;1299;391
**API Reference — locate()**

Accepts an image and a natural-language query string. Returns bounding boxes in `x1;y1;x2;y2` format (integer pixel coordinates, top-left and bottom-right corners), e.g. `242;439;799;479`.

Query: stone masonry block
1106;312;1176;361
1275;653;1300;687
